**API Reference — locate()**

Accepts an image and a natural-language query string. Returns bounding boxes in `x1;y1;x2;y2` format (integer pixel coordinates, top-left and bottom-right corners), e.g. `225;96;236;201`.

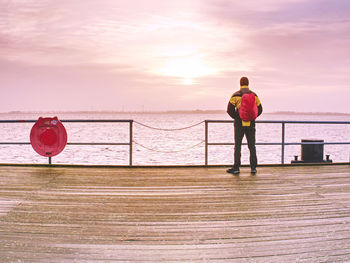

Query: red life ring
30;117;67;157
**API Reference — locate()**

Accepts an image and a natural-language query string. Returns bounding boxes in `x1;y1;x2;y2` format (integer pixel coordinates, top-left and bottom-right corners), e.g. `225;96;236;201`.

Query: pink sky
1;0;350;113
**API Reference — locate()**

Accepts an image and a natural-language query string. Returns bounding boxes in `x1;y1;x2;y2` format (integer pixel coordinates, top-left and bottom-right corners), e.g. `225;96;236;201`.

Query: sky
1;0;350;113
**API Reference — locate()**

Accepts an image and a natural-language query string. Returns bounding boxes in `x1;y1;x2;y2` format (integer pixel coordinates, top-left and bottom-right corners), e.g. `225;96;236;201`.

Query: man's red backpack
239;93;258;121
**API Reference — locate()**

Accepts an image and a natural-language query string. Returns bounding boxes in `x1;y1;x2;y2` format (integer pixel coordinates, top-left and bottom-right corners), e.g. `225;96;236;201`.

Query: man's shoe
226;168;240;174
251;168;257;174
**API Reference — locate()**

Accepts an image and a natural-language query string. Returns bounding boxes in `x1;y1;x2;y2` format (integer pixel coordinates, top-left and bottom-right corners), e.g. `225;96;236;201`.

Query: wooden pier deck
0;165;350;262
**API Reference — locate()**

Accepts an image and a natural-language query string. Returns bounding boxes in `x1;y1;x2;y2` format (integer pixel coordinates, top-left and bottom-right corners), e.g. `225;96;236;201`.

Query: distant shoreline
265;111;350;116
1;110;225;115
1;110;350;116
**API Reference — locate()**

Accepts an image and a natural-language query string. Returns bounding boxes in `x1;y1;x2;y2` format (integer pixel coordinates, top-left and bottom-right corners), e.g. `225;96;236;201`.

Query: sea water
0;112;349;165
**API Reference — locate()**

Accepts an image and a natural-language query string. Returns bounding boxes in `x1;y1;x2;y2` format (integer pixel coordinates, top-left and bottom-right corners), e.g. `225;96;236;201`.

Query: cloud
200;0;350;82
1;0;350;113
201;0;350;24
0;58;217;111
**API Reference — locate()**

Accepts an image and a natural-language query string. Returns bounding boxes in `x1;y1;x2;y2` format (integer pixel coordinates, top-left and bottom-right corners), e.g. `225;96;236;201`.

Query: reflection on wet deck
1;165;350;262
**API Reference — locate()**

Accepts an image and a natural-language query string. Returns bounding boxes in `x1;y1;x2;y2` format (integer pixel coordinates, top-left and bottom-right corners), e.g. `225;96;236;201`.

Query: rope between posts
133;140;205;153
134;120;204;131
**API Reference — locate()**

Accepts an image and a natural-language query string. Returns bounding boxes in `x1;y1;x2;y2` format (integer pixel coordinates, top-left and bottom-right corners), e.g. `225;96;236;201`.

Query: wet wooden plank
0;165;350;262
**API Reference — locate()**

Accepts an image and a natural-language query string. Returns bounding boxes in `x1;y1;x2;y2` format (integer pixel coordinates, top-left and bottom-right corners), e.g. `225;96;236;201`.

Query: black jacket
227;87;263;127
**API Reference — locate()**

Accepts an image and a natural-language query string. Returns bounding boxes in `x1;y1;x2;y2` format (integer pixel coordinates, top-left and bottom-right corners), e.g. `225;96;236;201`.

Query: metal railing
1;119;350;166
0;119;133;165
204;120;350;165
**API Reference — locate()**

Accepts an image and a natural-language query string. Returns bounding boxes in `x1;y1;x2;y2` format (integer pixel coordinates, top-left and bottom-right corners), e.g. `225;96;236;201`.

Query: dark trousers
234;125;257;169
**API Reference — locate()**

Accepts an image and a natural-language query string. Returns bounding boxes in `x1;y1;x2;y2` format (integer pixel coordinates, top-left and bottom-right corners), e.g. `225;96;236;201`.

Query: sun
182;78;195;85
156;52;216;85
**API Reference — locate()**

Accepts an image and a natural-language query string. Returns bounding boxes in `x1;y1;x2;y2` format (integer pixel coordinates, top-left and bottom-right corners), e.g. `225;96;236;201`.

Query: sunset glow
1;0;350;113
157;55;216;85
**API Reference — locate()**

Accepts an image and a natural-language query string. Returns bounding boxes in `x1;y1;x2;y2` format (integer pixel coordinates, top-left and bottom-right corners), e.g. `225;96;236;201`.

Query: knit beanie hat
240;77;249;86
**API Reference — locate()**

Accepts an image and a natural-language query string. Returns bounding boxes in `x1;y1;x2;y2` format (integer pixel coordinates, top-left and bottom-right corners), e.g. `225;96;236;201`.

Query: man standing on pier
226;77;263;174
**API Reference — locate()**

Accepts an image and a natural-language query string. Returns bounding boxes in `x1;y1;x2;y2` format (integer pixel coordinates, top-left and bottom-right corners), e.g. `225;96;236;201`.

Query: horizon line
1;110;350;116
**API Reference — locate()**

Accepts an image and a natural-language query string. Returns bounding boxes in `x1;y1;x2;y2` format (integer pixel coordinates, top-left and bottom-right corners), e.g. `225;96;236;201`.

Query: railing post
129;120;133;166
281;122;285;164
205;121;208;165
